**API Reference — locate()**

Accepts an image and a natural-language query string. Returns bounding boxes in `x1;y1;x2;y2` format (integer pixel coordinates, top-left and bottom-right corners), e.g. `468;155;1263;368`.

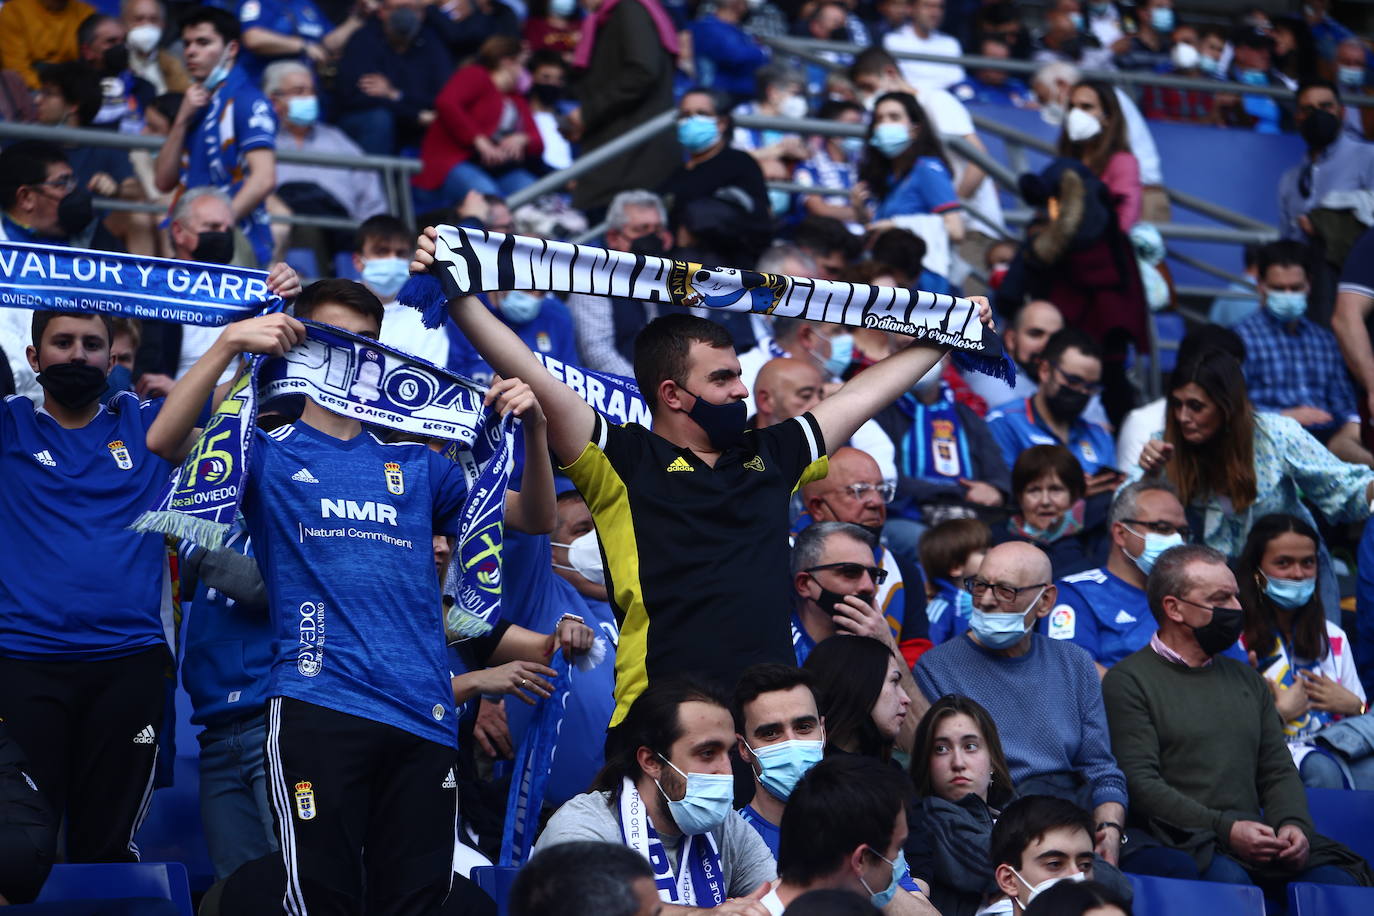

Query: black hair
802;636;895;760
783;890;881;916
527;49;568;76
778;755;910;886
679;86;735;135
31;311;114;349
1256;239;1311;281
509;842;654;916
794;215;861;261
859;92;951;197
179;4;241;44
593;675;732;791
353;214;412;254
41;61;103;126
871;228;929;285
1024;880;1132;916
632;313;735;414
1040;327;1103;368
1235;513;1328;663
77;13;120;48
989;796;1095;871
1175;324;1245;367
818;98;864;121
293;279;384;330
849;47;900;82
1297;76;1341;104
732;663;815;732
0;141;70;210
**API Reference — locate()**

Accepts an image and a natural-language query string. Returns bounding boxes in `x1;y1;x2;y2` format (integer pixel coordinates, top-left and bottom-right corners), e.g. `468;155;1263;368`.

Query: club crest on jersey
294;781;316;820
384;461;405;495
743;455;765;472
107;440;133;470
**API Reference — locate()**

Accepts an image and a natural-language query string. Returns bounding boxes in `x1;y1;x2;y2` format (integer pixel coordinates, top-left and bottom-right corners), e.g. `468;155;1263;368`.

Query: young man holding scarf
147;279;569;914
534;677;777;915
410;227;996;731
0;287;290;864
153;5;278;266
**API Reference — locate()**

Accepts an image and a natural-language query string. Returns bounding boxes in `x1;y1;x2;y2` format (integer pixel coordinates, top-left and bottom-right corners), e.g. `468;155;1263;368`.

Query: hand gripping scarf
398;226;1014;383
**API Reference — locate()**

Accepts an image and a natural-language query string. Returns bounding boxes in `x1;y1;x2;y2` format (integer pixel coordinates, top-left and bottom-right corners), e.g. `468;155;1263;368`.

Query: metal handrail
760;35;1374;108
0;120;422;229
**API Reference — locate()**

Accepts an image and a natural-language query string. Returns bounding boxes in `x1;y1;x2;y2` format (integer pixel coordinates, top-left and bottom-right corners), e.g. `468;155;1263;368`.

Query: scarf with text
399;226;1013;383
500;654;571;867
618;777;726;906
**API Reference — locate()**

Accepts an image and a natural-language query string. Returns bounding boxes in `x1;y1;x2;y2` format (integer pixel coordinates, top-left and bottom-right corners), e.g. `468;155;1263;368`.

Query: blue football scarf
499;653;571;867
399;226;1014;383
528;352;649;427
618;777;727;906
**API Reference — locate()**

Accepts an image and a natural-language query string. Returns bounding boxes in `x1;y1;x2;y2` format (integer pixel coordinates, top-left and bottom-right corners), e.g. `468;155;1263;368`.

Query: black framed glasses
1050;363;1104;395
806;562;888;585
963;576;1048;605
1120;519;1192;541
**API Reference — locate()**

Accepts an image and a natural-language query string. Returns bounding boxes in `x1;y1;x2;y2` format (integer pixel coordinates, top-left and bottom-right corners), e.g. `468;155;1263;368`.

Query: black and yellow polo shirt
564;411;829;726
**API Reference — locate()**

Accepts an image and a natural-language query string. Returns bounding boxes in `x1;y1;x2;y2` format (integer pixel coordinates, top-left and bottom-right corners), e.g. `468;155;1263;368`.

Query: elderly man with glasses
799;446;931;667
914;540;1131;870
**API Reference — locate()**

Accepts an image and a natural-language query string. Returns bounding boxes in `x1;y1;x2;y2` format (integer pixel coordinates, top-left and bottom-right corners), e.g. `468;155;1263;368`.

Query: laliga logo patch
384;461;405;495
294;780;316;821
107;439;133;470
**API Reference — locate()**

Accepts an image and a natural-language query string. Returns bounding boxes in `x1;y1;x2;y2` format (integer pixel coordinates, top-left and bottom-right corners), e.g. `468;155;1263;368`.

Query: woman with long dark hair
854;92;963;277
1055;80;1140;232
1235;514;1373;789
802;636;911;762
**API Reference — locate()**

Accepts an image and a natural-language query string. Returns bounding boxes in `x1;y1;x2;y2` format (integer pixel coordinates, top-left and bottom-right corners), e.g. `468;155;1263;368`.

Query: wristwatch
1096;822;1127;845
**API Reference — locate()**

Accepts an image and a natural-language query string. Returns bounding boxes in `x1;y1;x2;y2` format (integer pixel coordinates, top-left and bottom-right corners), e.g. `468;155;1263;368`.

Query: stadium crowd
5;0;1374;914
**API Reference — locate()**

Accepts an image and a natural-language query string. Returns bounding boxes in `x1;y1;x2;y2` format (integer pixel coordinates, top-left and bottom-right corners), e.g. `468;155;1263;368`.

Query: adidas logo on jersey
1114;609;1138;625
132;725;156;745
32;450;56;467
666;456;693;472
292;467;320;483
442;768;457;789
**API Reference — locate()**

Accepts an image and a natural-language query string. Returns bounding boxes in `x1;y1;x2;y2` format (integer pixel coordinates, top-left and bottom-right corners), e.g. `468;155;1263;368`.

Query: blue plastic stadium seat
1289;882;1374;915
471;865;521;916
334;251;361;281
284;247;320;281
1128;873;1265;916
1305;787;1374;866
35;863;193;916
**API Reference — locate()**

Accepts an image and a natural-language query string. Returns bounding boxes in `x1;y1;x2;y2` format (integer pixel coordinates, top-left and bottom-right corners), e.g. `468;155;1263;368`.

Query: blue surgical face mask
1265;289;1308;321
1263;573;1317;609
677;115;721;154
1068;11;1084;30
859;848;909;908
500;290;543;324
655;755;734;835
747;737;824;801
821;332;853;378
840;135;865;157
286;95;319;126
1339;66;1366;87
361;257;410;300
1124;527;1184;576
768;188;791;217
969;587;1043;650
684;387;748;450
202;46;233;91
870;121;912;158
1198;55;1222;76
1238;68;1268;86
1150;7;1175;33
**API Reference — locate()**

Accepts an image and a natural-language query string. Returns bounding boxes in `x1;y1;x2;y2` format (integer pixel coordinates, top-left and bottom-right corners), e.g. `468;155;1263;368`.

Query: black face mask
629;233;666;258
529;83;563;107
37;362;108;410
1300;109;1342;151
813;583;850;616
685;388;747;451
57;188;94;237
1044;385;1091;423
829;27;848;41
386;7;422;42
102;44;130;75
1187;602;1245;656
192;229;235;265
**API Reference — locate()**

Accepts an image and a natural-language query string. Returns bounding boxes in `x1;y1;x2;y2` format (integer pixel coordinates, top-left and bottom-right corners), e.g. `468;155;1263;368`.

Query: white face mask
1039;100;1066;127
1013;868;1087;906
1171;41;1200;70
1065;107;1103;142
552;530;604;583
778;94;808;120
127;24;162;55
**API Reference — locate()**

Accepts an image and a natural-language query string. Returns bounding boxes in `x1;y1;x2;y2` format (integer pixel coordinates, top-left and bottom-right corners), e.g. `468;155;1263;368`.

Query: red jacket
414;64;544;191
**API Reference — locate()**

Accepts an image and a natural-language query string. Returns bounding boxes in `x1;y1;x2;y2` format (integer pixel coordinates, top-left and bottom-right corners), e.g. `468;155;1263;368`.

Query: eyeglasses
1050;363;1104;395
963;576;1049;605
806;562;889;585
30;174;77;194
841;481;896;502
1121;519;1192;541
